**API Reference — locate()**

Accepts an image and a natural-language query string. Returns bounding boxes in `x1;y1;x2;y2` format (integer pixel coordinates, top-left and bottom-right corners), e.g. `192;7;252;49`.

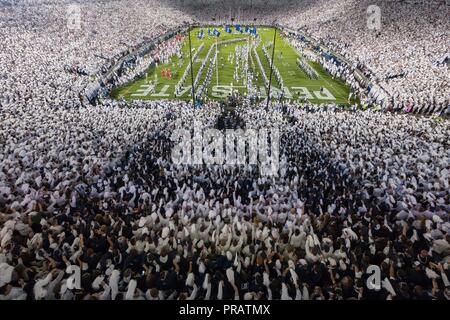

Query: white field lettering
131;84;336;100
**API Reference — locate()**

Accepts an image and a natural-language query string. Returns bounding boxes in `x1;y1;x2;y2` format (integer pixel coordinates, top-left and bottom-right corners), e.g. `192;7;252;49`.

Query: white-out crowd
185;0;449;113
0;0;449;300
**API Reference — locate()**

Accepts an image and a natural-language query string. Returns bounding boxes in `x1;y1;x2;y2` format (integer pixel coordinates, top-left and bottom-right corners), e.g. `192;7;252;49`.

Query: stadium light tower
188;26;196;107
266;21;277;109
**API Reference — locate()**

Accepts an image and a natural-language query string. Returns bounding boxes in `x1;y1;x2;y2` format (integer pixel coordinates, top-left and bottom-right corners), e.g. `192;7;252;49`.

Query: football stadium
0;0;449;307
110;26;357;104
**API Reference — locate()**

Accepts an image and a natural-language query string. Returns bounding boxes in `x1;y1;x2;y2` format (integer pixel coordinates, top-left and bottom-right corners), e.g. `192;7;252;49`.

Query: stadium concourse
0;0;449;301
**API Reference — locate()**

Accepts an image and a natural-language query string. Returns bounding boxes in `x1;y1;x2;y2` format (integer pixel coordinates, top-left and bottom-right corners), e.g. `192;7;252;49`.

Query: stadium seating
0;0;448;301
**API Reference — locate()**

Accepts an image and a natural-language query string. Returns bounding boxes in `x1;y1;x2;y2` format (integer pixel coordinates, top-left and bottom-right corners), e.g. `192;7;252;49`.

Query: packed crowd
1;100;449;300
0;0;449;301
0;0;192;107
185;0;449;113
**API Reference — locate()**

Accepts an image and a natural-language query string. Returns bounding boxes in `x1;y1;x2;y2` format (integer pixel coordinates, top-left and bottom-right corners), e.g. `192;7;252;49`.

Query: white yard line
216;85;246;88
318;75;347;100
216;39;219;86
294;50;348;100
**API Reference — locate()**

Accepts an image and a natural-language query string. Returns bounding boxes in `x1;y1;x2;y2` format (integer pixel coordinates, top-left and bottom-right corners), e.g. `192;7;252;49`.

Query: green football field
110;27;358;104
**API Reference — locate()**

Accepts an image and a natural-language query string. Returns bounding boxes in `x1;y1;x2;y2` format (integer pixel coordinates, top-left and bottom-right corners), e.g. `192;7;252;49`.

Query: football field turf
110;27;358;104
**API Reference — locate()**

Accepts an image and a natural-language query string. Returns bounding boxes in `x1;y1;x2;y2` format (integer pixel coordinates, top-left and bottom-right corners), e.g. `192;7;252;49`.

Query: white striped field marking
318;76;347;100
299;60;348;100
